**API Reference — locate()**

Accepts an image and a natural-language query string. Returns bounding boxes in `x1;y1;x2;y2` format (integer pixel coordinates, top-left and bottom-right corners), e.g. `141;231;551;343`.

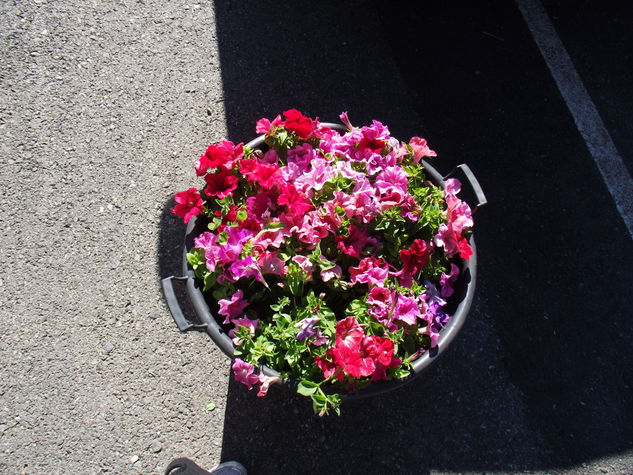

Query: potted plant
163;110;485;416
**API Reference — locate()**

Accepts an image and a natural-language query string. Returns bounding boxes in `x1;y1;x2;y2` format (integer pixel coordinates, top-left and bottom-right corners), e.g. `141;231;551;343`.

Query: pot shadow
151;0;633;473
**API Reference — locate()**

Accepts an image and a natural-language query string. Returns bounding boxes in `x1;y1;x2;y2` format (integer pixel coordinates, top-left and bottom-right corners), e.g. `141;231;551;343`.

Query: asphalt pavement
1;1;632;474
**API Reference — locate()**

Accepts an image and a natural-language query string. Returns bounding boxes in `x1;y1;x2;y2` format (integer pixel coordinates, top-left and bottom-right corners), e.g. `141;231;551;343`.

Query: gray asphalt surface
1;1;633;474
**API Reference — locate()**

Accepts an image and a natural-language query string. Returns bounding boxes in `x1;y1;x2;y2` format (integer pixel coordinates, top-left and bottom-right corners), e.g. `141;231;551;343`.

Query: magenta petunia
392;293;421;326
349;257;389;286
232;358;259;390
229;316;259;346
217;289;249;321
440;263;460;298
336;225;378;258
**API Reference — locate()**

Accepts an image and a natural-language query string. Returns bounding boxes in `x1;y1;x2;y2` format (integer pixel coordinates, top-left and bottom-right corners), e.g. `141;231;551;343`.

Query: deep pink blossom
435;224;471;260
349;257;389;286
172;188;204;223
277;183;314;216
204;170;239;199
336;225;378;258
440;263;460;298
335;316;364;350
257;251;286;276
392;293;421;325
229;316;259;346
232;358;259;390
446;193;473;233
255;115;283;134
399;239;431;275
217;289;249;321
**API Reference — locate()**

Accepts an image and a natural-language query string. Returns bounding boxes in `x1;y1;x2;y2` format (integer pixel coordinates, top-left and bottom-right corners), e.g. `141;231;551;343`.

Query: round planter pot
165;124;484;399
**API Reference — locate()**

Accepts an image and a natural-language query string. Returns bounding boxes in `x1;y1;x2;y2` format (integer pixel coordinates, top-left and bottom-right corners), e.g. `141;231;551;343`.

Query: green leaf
204;400;216;412
296;380;319;396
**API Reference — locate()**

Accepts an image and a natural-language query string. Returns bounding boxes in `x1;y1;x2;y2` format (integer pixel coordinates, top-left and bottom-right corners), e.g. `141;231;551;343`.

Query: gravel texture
1;1;632;474
1;1;229;473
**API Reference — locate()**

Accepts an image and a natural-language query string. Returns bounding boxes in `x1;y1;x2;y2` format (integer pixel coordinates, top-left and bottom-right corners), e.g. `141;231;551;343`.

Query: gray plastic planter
162;124;486;399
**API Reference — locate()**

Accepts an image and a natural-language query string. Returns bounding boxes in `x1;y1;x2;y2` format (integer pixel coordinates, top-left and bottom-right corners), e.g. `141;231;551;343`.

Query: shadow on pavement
152;0;633;472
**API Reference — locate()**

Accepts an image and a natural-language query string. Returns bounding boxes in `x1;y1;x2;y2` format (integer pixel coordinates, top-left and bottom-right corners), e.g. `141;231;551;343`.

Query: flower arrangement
172;110;474;416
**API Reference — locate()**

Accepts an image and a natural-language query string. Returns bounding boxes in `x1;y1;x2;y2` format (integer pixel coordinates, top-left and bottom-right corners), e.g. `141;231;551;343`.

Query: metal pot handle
444;163;487;213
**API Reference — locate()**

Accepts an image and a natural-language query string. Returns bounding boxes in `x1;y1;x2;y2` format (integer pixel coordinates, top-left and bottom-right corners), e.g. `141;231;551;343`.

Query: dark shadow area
151;0;633;472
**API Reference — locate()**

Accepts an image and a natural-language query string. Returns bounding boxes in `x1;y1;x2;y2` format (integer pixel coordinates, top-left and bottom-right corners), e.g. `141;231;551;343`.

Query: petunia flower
409;136;436;164
392;293;421;326
217;289;249;321
229;316;260;346
232;358;260;390
204;170;239;200
440;263;460;298
336;225;378;258
256;373;280;397
171;188;204;223
277;183;314;216
399;239;431;275
283;109;315;139
349;257;389;286
255;115;283;135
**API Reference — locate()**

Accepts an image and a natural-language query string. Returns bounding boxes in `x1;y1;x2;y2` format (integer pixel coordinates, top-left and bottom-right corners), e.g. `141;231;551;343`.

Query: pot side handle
444;164;487;213
161;276;209;332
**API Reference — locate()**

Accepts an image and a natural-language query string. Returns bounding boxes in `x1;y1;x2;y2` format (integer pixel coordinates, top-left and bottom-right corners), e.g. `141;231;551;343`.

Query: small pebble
149;441;162;453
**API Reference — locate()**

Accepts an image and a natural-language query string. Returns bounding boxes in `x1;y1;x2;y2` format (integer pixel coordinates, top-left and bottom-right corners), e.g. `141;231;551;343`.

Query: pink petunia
257;251;286;276
349;257;389;286
255;114;283;135
291;255;314;279
277;183;314;216
171;188;204;223
335;316;364;350
256;373;280;397
232;358;260;390
320;264;342;282
229;316;260;346
409;136;436;164
392;293;421;326
335;225;378;258
217;289;249;321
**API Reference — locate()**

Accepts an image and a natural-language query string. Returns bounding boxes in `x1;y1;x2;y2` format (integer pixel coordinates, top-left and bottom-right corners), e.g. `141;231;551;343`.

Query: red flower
239;158;282;189
283;109;315;139
357;137;385;155
335;316;364;350
204;170;239;199
196;140;243;176
457;235;473;261
171;188;204;223
277;183;314;216
315;317;400;383
399;238;431;275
